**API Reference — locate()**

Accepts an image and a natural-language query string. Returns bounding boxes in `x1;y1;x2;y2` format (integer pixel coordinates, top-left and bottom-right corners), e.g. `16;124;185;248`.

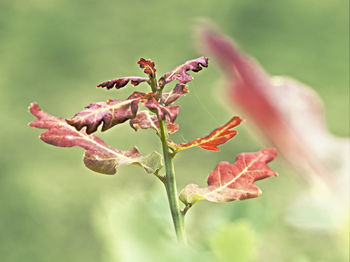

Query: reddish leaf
126;91;150;100
29;103;162;175
143;97;179;121
97;77;148;90
158;57;208;87
66;93;142;134
129;111;158;132
161;83;189;106
169;116;243;152
199;25;322;181
199;25;349;229
180;148;277;204
137;58;156;77
129;111;178;134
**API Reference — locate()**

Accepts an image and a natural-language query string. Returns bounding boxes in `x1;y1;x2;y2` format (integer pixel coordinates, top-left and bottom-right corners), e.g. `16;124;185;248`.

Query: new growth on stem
29;56;277;243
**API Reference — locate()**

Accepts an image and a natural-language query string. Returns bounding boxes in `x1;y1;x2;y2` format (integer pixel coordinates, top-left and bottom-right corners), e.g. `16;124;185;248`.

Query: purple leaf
97;77;148;90
29;103;162;175
66;94;142;134
143;97;179;121
158;57;208;87
130;110;178;134
161;83;189;106
137;58;156;78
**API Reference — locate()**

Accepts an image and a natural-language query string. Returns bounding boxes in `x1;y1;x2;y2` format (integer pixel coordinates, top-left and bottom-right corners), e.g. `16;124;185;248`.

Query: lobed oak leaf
179;148;277;205
158;57;208;87
97;76;148;90
29;103;162;175
161;82;189;106
130;111;178;134
66;92;143;134
137;58;156;77
199;24;350;230
143;97;179;122
168;116;242;152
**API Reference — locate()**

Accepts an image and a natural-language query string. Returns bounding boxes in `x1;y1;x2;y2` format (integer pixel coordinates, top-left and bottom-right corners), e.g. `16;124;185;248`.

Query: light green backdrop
0;0;348;261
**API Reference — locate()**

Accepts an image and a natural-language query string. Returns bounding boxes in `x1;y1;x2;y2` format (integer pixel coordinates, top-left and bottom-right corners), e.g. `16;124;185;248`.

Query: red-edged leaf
137;58;156;77
158;57;208;87
66;92;143;134
29;103;162;175
169;116;243;152
161;83;189;106
129;111;178;134
97;76;148;90
199;25;350;230
180;148;277;204
143;97;179;121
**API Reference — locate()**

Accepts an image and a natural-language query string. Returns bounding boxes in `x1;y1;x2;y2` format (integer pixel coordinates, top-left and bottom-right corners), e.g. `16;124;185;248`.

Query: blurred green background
0;0;348;261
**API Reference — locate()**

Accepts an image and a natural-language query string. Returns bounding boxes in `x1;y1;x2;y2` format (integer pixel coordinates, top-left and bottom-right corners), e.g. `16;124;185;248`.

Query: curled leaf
179;148;277;205
29;103;162;175
66;93;142;134
127;91;160;102
137;58;156;77
129;111;178;134
161;83;189;106
169;116;243;152
97;77;148;90
143;97;179;121
158;57;208;87
130;111;158;132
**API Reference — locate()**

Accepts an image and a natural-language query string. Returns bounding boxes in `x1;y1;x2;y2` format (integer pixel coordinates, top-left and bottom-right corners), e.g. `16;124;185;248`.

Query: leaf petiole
181;203;192;216
153;170;166;183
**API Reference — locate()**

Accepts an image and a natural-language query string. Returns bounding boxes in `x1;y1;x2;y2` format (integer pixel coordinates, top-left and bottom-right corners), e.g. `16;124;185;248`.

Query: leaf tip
261;148;278;161
28;102;39;114
97;77;148;90
137;58;156;77
201;56;209;67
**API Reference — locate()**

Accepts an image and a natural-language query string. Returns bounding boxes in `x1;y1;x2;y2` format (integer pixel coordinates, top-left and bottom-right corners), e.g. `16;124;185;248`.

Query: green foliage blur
0;0;348;261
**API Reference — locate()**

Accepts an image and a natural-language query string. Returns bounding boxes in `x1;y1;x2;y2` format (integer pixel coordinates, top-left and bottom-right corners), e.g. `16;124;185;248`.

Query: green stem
158;117;187;243
148;74;186;243
149;76;158;93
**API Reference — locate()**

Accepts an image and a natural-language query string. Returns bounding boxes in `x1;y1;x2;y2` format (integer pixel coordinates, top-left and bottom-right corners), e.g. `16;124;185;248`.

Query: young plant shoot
29;57;277;243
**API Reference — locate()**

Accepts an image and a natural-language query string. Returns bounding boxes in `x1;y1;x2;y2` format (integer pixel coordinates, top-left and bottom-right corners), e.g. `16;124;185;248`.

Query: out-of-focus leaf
97;76;148;90
138;58;156;78
158;57;208;87
199;24;349;230
144;97;179;121
337;216;350;260
169;116;242;152
161;83;189;106
179;148;277;205
29;103;162;175
209;221;257;262
130;111;178;134
94;191;215;262
66;93;141;134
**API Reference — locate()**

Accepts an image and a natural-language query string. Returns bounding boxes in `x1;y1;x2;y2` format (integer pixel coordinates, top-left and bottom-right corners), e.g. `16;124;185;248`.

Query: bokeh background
0;0;348;261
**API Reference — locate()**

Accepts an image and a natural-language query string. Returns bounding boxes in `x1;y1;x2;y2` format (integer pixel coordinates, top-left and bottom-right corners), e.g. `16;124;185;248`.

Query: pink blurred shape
198;23;349;230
